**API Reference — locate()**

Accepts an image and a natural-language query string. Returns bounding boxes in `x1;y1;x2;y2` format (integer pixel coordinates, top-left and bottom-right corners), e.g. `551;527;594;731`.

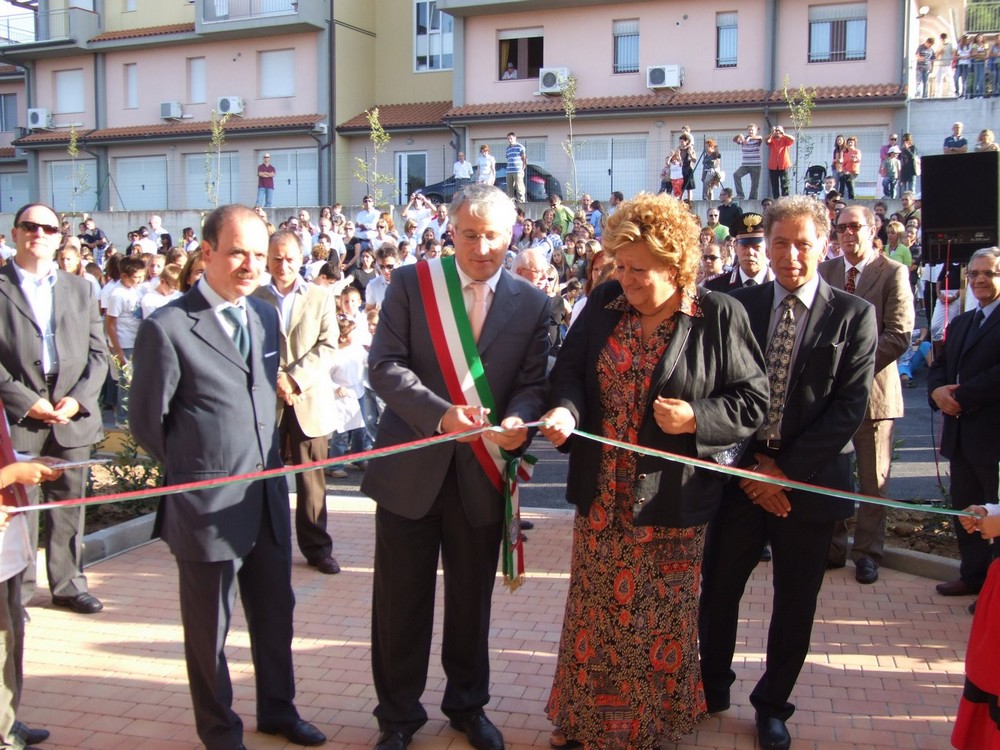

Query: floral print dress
546;294;708;749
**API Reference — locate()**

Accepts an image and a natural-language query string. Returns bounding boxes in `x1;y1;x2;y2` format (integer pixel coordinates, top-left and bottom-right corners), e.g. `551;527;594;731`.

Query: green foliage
559;73;579;201
204;110;232;208
106;356;162;495
781;76;818;189
67;124;91;214
353;108;395;206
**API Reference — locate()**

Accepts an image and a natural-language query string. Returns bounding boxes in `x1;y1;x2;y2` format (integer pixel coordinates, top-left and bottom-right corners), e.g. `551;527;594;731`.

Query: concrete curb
80;501;962;583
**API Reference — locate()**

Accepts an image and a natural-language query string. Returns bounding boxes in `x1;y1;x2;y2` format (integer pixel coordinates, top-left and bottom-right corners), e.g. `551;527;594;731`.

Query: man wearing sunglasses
0;203;107;615
819;205;914;585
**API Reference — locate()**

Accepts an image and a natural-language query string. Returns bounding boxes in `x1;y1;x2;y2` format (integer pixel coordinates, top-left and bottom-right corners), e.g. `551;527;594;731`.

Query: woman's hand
652;397;696;435
540;407;576;447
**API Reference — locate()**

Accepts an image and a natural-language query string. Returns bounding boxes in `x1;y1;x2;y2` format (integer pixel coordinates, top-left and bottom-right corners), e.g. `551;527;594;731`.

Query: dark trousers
371;462;503;734
700;491;835;721
16;426;89;602
175;500;298;750
948;449;997;591
732;165;761;199
769;168;789;197
0;571;24;747
279;409;332;563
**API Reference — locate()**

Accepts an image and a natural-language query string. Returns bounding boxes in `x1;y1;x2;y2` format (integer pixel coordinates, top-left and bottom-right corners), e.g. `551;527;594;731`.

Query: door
395;152;427;205
114;156;168;211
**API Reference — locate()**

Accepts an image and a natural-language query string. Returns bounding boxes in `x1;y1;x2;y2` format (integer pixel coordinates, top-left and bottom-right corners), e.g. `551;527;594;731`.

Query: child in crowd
140;263;183;319
881;146;902;198
339;287;370;345
669;151;685;198
361;309;383;451
328;318;367;478
105;256;146;427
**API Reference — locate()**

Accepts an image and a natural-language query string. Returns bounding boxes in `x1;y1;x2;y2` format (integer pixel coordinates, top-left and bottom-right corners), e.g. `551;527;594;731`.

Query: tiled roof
337;101;453;132
89;23;196;42
0;65;21;76
13;114;324;146
445;84;905;122
0;147;16;159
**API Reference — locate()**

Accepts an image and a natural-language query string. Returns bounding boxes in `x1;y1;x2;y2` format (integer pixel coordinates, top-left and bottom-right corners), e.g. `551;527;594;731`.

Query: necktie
961;308;987;360
221;306;250;360
845;267;859;295
743;278;758;288
973;308;986;328
764;295;798;432
468;282;488;342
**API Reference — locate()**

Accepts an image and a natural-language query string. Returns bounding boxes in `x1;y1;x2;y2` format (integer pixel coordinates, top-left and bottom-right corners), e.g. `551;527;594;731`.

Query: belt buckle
764;438;781;451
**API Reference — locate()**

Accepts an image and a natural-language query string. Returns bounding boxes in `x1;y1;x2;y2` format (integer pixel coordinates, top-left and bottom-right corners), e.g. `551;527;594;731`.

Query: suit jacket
252;283;338;437
927;305;1000;465
552;281;769;528
819;254;914;420
702;267;774;294
129;286;290;562
730;278;878;523
361;265;550;527
0;264;106;449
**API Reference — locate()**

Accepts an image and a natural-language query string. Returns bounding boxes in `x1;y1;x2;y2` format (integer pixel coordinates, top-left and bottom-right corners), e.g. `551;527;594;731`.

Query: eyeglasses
379;263;396;271
835;222;868;234
890;137;898;141
968;270;999;280
17;220;60;236
703;254;720;261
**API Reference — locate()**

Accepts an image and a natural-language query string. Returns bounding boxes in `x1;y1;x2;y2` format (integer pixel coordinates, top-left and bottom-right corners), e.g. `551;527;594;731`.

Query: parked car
417;164;564;205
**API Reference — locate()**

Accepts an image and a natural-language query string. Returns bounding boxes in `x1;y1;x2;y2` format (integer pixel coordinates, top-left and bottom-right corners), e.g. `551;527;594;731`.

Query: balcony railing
202;0;297;24
966;2;1000;34
0;8;99;48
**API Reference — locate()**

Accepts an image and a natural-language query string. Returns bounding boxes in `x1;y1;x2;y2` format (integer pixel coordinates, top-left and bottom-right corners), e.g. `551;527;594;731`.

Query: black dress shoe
855;557;878;584
51;592;103;614
258;719;326;746
520;519;535;530
936;579;978;596
375;730;411;750
760;544;772;562
449;711;504;750
309;556;341;575
756;713;791;750
14;721;49;745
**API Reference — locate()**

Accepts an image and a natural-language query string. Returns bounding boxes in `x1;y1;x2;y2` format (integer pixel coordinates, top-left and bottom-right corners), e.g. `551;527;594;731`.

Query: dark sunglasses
703;254;720;261
17;220;61;236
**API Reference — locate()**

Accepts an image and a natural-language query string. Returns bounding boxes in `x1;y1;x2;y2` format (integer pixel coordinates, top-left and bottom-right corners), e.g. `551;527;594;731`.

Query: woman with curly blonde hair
540;192;768;750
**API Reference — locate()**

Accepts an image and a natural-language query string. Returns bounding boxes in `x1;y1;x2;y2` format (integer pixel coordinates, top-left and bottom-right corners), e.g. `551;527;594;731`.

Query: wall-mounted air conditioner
647;65;684;90
538;67;570;95
27;108;51;130
160;101;183;120
217;96;244;116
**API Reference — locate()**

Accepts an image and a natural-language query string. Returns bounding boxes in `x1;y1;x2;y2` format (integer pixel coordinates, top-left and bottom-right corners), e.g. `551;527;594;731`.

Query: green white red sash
415;256;533;590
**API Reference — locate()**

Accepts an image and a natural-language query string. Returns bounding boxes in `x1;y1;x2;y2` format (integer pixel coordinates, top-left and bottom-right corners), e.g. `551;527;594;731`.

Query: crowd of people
914;32;1000;99
0;155;999;750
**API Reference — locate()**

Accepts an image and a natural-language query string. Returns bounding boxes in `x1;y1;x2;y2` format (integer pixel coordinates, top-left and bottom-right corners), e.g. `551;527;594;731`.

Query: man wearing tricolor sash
362;184;550;750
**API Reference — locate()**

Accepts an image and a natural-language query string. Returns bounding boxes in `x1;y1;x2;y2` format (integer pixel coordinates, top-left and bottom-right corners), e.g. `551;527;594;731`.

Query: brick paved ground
21;496;970;750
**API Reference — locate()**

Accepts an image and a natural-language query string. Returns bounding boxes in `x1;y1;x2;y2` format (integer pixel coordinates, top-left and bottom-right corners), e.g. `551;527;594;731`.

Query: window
415;1;454;71
612;20;639;74
184;152;238;208
259;49;295;98
115;156;168;211
188;57;206;104
54;68;85;114
0;94;17;131
498;28;544;80
716;12;738;68
124;63;137;109
47;159;97;212
809;3;867;62
124;0;136;10
264;149;319;206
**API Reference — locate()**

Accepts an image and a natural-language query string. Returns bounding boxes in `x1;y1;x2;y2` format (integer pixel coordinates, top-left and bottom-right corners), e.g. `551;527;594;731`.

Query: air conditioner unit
538;67;569;95
311;122;328;135
647;65;684;90
27;108;51;130
217;96;244;116
160;101;183;120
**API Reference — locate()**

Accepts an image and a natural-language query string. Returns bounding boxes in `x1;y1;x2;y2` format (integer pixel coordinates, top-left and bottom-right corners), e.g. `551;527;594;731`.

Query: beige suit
253;282;337;562
820;253;914;566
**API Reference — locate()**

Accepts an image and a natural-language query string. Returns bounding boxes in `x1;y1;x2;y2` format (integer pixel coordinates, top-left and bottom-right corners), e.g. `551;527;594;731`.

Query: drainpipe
93;52;108;210
762;0;777;129
901;0;911;136
324;0;335;206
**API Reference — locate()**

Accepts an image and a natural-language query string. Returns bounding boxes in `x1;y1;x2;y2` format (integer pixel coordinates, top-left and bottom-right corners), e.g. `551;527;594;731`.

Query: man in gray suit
0;202;106;615
362;184;550;750
130;205;325;750
821;205;914;584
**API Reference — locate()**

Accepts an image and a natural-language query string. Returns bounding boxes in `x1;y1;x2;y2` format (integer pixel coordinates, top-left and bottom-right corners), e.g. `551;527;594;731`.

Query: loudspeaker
922;151;999;263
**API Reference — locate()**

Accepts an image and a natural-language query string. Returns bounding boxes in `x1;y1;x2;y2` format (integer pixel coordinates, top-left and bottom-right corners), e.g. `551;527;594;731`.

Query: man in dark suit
0;202;106;615
129;205;325;750
703;211;774;293
820;205;913;584
699;196;877;750
927;246;1000;600
362;184;550;750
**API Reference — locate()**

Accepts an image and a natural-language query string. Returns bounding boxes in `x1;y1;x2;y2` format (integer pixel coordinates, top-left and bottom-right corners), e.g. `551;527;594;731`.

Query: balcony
966;2;1000;34
195;0;325;38
0;7;100;57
